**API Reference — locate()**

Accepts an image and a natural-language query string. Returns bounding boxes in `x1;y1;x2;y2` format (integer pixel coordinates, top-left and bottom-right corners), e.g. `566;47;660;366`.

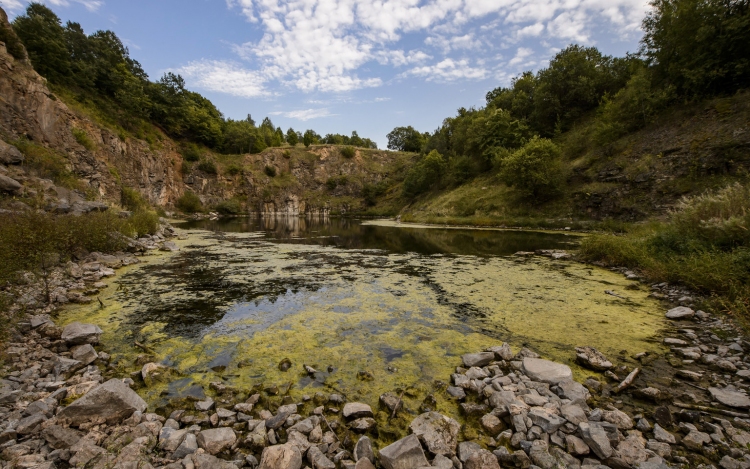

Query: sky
1;0;650;148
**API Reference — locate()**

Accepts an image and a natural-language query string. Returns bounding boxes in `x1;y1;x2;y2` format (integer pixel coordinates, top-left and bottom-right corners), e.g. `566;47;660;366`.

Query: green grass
579;183;750;322
13;137;90;193
72;128;96;151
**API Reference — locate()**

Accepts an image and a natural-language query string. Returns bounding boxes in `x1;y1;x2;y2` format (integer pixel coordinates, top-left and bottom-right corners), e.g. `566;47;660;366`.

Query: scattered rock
378;434;430;469
576;346;613;370
665;306;695;319
57;378;147;425
521;357;573;384
409;412;461;456
61;322;103;345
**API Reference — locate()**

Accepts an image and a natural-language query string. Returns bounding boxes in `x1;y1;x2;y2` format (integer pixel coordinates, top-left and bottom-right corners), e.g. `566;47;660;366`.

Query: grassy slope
401;91;750;228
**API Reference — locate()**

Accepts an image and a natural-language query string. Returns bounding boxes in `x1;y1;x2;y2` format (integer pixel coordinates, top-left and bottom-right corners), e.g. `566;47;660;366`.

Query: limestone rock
192;452;238;469
379;434;430;469
61;322;103;345
522;357;573;384
665;306;695;319
354;436;374;462
0;139;23;165
576;346;613;371
0;173;21;193
462;352;495;368
653;424;675;444
464;449;501;469
579;422;613;460
258;443;303;469
709;387;750;409
42;425;82;449
57;378;147;425
343;402;373;419
408;411;461;456
197;427;236;454
70;344;98;366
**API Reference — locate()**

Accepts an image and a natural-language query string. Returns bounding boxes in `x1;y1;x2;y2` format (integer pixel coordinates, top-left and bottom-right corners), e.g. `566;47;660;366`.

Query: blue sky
2;0;649;148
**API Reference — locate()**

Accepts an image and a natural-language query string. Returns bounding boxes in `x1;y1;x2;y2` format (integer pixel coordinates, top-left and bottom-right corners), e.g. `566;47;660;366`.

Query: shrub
282;150;291;159
326;175;348;191
340;146;356;159
176;192;203;213
362;181;388;206
264;165;277;177
72;128;95;151
226;164;243;176
125;210;160;237
120;186;147;211
182;145;201;162
402;150;446;198
216;199;242;215
181;161;191;175
197;160;217;174
499;137;564;200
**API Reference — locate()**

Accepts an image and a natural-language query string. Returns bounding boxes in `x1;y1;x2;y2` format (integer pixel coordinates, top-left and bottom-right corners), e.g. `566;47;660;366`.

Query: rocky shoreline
2;240;750;469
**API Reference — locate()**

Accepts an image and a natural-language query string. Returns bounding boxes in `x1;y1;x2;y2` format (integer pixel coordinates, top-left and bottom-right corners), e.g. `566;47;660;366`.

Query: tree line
10;3;377;154
387;0;750;200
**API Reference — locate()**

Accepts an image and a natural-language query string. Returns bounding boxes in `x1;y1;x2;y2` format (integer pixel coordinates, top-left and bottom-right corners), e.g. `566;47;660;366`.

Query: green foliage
642;0;750;96
340;146;356;159
175;191;202;213
402;150;447;198
361;181;388;206
580;182;750;319
226;163;243;176
264;165;277;177
14;137;85;191
387;126;426;152
325;175;348;191
72;127;95;150
499;137;564;200
12;3;71;83
593;67;674;144
303;129;320;147
322;132;378;148
180;161;191;175
181;144;201;162
0;210;157;285
286;128;299;146
215;199;242;215
197;160;217;175
0;12;26;60
126;210;160;237
120;186;147;211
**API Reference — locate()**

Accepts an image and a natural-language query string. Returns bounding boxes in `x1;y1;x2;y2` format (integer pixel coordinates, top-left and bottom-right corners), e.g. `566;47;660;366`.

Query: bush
216;199;242;215
264;165;276;177
181;145;201;162
72;128;95;151
181;161;191;175
120;186;147;211
282;150;291;159
0;210;131;284
362;182;388;206
499;137;564;200
125;210;160;237
402;150;446;198
340;146;356;159
580;182;750;319
176;192;203;213
197;160;217;174
226;164;243;176
326;175;348;191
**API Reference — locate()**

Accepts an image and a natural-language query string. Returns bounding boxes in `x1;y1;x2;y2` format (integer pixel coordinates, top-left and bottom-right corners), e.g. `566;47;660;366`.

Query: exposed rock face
57;378;147;425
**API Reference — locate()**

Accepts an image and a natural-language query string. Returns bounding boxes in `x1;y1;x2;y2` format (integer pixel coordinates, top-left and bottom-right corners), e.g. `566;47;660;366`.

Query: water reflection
178;216;579;256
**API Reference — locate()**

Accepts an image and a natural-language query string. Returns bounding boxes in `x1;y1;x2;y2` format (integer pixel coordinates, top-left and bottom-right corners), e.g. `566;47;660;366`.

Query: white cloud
174;60;269;98
405;58;488;82
508;47;534;66
2;0;102;13
269;108;334;121
177;0;650;97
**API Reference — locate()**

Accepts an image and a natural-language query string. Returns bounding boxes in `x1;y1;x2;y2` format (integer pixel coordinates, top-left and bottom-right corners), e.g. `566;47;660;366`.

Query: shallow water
59;216;666;428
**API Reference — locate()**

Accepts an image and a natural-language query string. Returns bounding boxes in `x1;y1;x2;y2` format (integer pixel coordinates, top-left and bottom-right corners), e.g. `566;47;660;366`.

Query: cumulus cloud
2;0;103;12
269;108;334;120
178;0;650;97
405;58;488;82
174;60;269;98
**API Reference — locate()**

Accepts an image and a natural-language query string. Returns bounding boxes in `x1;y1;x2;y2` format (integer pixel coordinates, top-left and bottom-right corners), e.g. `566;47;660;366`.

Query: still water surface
60;216;665;417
